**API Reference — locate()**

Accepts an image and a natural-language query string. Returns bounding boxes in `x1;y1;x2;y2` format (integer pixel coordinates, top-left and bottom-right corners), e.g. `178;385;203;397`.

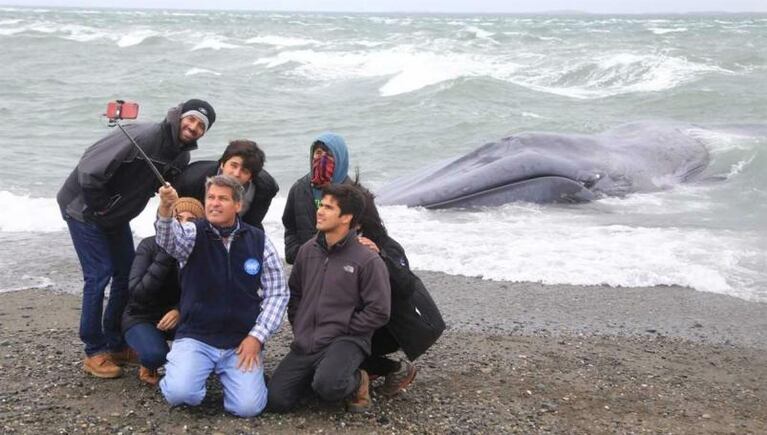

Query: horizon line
2;4;767;15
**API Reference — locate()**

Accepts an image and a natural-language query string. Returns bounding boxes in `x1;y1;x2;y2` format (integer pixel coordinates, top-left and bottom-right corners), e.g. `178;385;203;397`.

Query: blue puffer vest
176;219;265;349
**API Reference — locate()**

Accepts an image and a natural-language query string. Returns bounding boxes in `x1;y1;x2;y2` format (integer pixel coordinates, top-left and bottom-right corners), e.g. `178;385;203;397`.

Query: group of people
57;98;445;417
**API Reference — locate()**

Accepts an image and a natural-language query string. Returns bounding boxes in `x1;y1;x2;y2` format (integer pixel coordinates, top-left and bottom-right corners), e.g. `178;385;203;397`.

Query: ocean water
0;7;765;300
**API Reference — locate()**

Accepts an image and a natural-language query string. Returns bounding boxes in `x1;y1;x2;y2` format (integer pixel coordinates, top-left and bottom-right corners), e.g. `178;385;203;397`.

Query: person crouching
268;184;391;413
121;197;205;386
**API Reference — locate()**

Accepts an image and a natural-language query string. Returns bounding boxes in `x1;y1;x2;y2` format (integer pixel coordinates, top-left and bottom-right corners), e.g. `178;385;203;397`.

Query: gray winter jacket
288;230;391;355
57;105;197;228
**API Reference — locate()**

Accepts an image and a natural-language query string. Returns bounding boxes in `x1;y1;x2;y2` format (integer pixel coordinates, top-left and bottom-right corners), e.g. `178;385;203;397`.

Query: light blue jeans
160;337;267;418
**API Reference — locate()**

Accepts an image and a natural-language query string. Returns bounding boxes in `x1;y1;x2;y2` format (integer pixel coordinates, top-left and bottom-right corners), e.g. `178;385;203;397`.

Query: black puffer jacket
377;236;445;361
174;160;279;231
121;236;180;333
281;174;351;264
57;105;197;228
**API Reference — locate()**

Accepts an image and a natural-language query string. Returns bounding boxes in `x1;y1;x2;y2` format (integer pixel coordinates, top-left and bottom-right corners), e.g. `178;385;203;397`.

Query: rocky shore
2;276;767;434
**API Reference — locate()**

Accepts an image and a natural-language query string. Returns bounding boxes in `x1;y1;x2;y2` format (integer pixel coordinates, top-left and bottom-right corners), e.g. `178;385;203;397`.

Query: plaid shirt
155;216;288;345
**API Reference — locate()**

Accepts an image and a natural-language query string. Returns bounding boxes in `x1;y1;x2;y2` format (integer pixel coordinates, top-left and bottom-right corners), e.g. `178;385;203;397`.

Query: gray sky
3;0;767;13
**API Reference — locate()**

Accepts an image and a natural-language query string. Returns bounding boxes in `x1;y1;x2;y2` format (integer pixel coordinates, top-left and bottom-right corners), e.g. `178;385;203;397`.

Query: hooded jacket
282;132;351;264
174;160;279;231
288;230;391;355
57;105;198;228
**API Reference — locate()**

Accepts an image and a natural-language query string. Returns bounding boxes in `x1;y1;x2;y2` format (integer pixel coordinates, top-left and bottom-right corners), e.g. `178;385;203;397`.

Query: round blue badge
244;258;261;275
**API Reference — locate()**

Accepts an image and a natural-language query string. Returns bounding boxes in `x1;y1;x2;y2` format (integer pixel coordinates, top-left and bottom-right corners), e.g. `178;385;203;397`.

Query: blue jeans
65;215;134;356
160;338;268;418
124;323;170;370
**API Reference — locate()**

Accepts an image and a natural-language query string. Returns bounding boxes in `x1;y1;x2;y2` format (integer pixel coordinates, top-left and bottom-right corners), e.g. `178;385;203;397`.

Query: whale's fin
425;176;595;209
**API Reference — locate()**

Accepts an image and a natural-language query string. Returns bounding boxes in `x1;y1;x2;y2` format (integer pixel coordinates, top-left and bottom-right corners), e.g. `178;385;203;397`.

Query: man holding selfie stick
57;98;215;379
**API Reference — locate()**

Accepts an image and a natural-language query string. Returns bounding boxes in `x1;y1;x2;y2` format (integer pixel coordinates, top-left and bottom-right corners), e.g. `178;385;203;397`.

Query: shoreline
2;278;767;433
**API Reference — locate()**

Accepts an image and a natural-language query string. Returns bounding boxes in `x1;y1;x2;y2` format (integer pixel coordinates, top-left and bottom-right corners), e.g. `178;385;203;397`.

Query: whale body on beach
376;121;712;208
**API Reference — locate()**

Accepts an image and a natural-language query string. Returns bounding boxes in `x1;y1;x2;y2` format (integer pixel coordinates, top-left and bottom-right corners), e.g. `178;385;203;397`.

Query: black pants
267;338;366;412
361;327;401;376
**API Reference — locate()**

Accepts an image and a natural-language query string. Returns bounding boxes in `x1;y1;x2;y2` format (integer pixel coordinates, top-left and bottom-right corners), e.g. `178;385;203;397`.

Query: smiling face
205;184;241;227
315;194;351;234
179;115;206;144
220;156;252;185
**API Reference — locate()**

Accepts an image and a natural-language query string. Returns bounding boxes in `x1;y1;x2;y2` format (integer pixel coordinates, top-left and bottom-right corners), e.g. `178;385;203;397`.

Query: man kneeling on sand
154;175;289;417
268;184;391;413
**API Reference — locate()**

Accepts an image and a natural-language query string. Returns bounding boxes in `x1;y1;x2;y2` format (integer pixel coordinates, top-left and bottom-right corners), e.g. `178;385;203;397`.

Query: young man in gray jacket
57;99;215;379
268;184;391;413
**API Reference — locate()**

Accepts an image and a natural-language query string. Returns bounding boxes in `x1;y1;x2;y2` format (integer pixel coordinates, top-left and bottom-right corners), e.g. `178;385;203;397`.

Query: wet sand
1;274;766;434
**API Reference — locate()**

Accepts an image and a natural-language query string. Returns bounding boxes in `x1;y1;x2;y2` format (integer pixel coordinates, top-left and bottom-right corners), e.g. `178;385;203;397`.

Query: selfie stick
114;122;167;185
106;103;167;186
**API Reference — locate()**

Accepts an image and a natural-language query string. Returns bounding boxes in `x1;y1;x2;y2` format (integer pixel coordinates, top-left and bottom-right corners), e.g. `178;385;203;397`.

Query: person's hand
157;309;179;331
158;184;178;217
357;236;380;254
236;335;262;372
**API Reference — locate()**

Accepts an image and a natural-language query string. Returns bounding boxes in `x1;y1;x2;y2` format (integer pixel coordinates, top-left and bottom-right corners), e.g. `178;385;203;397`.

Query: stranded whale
376;122;711;208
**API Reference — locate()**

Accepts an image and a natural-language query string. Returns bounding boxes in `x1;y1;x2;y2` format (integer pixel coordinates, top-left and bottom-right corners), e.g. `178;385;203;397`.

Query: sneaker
381;361;417;397
138;366;159;386
83;353;123;379
345;369;371;413
109;347;139;366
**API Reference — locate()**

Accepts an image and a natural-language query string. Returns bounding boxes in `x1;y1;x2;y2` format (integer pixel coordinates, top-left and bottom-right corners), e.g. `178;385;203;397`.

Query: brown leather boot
83;353;123;379
138;366;159;386
345;369;371;413
381;361;417;397
109;347;139;366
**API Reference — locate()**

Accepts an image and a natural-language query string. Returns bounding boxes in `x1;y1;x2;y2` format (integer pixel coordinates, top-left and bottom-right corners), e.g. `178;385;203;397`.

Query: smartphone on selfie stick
104;100;168;186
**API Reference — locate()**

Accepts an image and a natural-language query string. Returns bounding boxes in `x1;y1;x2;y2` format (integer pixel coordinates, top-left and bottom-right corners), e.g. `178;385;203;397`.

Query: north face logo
343;265;354;274
199;107;208;115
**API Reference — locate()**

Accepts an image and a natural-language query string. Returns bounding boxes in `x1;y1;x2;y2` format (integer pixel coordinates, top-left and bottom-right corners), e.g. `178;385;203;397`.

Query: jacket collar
203;217;247;239
316;228;357;253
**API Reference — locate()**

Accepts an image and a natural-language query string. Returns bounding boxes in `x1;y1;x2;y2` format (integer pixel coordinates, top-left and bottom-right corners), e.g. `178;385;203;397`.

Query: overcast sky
3;0;767;13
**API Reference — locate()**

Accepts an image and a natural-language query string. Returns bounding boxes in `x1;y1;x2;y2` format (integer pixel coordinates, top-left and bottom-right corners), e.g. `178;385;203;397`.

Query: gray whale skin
376;122;710;208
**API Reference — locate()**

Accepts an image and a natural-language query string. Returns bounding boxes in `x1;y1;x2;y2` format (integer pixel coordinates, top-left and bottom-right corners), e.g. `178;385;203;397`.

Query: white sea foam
521;112;543;119
0;277;54;293
191;37;240;51
246;35;320;47
253;47;519;96
117;29;158;47
463;25;494;39
648;27;689;34
0;26;24;36
185;67;222;76
511;52;732;99
684;128;757;153
0;192;66;233
727;155;756;178
374;203;763;301
253;45;730;99
1;181;763;300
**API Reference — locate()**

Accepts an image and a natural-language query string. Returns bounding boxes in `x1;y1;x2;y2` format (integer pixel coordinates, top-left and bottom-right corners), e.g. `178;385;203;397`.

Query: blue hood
312;132;349;184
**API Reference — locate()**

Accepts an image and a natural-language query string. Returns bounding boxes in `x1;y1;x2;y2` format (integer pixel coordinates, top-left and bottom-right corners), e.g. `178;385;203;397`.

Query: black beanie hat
181;99;216;131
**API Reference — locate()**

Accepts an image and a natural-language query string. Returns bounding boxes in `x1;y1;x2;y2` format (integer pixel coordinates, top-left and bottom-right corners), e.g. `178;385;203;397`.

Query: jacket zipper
310;253;330;354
